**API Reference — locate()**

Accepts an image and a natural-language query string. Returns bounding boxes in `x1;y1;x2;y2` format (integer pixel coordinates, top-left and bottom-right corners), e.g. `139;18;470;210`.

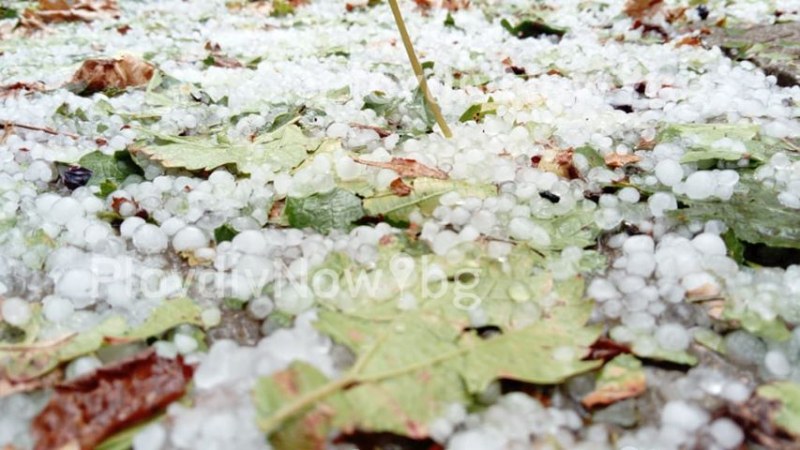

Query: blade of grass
387;0;453;138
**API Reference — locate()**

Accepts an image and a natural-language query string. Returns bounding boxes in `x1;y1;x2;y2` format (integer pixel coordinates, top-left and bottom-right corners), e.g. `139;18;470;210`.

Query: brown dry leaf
69;55;155;95
22;0;118;27
389;178;412;197
204;41;243;68
533;147;580;179
624;0;663;19
353;157;449;180
581;355;646;408
0;82;46;99
32;349;193;450
350;123;391;138
604;152;641;168
675;35;702;47
583;337;631;362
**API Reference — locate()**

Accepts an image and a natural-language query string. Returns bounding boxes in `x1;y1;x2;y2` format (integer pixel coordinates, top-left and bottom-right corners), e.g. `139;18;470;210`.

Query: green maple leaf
253;246;602;449
135;124;317;174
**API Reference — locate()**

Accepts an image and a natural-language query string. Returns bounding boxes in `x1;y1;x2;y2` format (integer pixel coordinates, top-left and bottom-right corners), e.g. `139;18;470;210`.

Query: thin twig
4;122;79;139
387;0;453;139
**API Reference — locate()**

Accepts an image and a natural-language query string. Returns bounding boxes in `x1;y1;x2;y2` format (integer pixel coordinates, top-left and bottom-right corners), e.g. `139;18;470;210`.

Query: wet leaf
0;299;202;382
21;0;118;27
353;157;448;180
500;18;566;40
67;55;155;96
135;124;317;174
32;350;192;450
285;189;364;234
458;101;497;123
254;246;602;448
604;153;641;168
624;0;663;19
362;177;495;223
389;178;412;196
609;326;698;366
214;223;239;243
582;354;646;408
658;123;768;164
673;173;800;249
72;151;143;186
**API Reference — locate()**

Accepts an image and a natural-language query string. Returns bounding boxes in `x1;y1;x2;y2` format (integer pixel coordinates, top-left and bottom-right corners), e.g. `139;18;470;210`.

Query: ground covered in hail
0;0;799;449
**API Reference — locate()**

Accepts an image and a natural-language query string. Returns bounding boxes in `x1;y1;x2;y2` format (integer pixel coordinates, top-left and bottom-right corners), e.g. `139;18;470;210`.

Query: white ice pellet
508;217;551;247
174;334;199;354
655;323;690;351
120;216;146;238
42;295;75;322
623;235;655;255
684;171;715;200
133;224;168;254
588;279;620;302
55;268;96;306
617;187;641;203
691;233;726;256
172;226;208;252
160;217;187;237
764;350;792;377
1;297;32;327
48;197;84;225
648;192;677;217
709;418;744;449
247;296;274;319
661;400;709;431
626;252;656;277
655;159;684;186
231;230;267;254
133;423;167;450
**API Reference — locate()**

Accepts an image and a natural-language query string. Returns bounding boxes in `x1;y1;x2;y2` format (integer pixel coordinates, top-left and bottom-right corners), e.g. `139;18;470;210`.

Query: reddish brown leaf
727;393;800;449
351;123;391;138
32;350;193;450
675;35;702;47
353;157;448;180
604;152;641;168
0;81;46;98
22;0;118;27
624;0;663;19
583;337;631;362
69;55;155;95
389;178;412;197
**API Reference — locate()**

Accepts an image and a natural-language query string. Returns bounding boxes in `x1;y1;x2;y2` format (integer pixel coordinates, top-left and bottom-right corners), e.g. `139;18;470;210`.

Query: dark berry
696;5;709;20
539;191;560;203
63;166;93;189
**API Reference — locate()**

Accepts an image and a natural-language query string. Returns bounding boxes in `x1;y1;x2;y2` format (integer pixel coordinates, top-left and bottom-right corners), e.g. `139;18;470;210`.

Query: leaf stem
387;0;453;139
258;374;355;433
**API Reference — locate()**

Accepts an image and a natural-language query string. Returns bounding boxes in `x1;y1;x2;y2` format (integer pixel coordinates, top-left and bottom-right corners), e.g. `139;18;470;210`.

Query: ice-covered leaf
285;189;364;234
0;299;202;382
254;245;602;447
610;326;698;366
32;350;192;450
658;123;768;164
363;177;496;222
582;354;646;408
673;174;800;249
135;124;317;174
353;157;448;180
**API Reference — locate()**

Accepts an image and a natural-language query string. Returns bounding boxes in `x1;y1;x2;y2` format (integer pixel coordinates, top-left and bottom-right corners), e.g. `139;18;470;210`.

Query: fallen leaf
0;81;46;98
68;55;155;95
135;124;318;174
582;354;646;408
353;157;448;180
21;0;118;27
624;0;663;19
389;178;412;197
254;247;602;448
534;147;580;179
32;350;193;450
676;35;702;47
604;152;641;168
584;337;631;362
728;382;800;449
